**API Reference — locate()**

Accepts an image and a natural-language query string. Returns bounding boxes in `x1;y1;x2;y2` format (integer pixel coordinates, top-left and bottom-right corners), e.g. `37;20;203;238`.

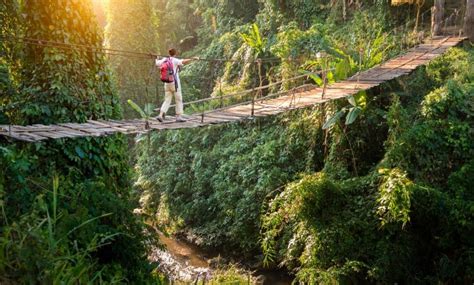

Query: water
149;232;211;282
150;231;293;284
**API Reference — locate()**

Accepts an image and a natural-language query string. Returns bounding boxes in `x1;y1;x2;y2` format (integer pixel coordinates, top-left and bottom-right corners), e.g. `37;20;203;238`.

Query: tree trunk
465;0;474;41
431;0;445;36
342;0;347;22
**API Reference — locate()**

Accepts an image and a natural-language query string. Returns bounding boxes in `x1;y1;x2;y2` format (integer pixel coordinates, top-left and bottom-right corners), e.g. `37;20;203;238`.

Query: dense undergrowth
137;45;473;283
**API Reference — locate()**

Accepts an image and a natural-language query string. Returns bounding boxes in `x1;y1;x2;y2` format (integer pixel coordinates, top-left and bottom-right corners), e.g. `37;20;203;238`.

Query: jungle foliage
137;40;474;285
1;0;473;283
0;1;157;283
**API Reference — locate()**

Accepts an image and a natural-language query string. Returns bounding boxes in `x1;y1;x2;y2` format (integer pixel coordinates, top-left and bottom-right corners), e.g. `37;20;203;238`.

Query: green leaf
299;70;323;86
348;96;356;107
127;99;146;119
323;109;346;130
252;23;262;48
345;107;361;125
144;103;155;117
335;58;352;80
354;90;367;109
75;146;86;158
327;71;334;83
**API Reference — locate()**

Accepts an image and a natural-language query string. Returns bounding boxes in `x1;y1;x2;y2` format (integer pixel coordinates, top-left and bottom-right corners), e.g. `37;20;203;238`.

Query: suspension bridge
0;36;466;142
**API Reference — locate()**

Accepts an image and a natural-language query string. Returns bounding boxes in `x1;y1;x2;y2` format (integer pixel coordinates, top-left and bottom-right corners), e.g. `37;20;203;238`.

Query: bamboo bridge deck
0;36;466;142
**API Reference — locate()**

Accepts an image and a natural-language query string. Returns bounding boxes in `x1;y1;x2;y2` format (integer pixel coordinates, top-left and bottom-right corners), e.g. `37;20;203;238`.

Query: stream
149;231;294;284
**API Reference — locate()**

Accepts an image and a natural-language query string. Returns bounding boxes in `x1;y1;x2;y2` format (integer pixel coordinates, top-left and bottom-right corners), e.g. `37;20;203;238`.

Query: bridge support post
251;95;255;117
219;79;223;108
321;70;328;99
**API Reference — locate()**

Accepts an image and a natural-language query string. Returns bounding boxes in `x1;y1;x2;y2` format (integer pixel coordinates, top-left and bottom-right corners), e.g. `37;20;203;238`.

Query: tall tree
466;0;474;41
106;0;159;118
0;0;20;124
18;0;121;125
431;0;445;36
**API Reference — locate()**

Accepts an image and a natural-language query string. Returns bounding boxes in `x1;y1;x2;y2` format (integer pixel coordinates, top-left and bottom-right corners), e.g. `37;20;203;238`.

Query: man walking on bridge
155;48;198;123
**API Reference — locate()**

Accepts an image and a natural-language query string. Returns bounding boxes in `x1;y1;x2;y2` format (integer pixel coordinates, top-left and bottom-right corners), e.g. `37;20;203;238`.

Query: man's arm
181;57;199;65
155;57;164;66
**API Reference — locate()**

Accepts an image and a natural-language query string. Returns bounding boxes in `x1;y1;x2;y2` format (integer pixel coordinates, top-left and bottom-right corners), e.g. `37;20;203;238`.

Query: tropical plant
0;1;155;282
0;174;125;284
322;93;366;130
127;100;155;129
240;23;267;57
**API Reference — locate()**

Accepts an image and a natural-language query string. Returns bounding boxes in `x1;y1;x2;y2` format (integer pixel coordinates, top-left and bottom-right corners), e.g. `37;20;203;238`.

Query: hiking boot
176;116;186;123
156;115;164;122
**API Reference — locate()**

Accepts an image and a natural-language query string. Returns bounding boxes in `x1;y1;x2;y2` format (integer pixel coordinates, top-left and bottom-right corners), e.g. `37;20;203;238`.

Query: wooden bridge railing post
219;78;224;108
317;51;329;99
251;89;256;117
358;48;363;83
257;59;263;99
250;59;263;118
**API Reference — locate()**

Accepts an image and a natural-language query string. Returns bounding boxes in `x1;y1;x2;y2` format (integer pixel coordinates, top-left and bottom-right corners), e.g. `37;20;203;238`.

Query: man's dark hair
168;48;177;56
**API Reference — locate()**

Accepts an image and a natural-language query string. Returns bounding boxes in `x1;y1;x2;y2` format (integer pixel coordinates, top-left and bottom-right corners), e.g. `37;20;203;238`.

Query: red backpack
160;57;174;83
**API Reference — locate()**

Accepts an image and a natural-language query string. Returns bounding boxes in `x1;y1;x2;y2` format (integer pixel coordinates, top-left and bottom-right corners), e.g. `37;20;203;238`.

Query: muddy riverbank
149;231;293;284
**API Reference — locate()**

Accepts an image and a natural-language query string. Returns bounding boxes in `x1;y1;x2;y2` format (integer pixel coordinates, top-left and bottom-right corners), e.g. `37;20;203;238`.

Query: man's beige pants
160;83;183;115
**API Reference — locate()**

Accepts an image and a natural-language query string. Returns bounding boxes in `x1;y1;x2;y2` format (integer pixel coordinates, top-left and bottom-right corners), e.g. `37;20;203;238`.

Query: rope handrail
161;70;336;111
1;34;287;63
180;85;313;122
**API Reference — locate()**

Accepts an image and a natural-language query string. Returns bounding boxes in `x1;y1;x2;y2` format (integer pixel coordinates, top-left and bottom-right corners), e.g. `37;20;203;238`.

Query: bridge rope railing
0;34;295;63
164;73;313;108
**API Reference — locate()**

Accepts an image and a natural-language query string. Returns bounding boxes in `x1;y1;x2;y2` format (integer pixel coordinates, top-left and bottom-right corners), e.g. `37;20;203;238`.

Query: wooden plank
33;131;67;139
55;131;84;138
6;125;31;132
52;131;81;139
254;108;286;116
210;111;248;119
55;126;92;135
22;133;49;142
96;119;127;127
197;115;229;124
87;120;115;127
205;113;248;121
5;132;37;142
95;127;121;134
58;123;90;130
206;111;247;121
